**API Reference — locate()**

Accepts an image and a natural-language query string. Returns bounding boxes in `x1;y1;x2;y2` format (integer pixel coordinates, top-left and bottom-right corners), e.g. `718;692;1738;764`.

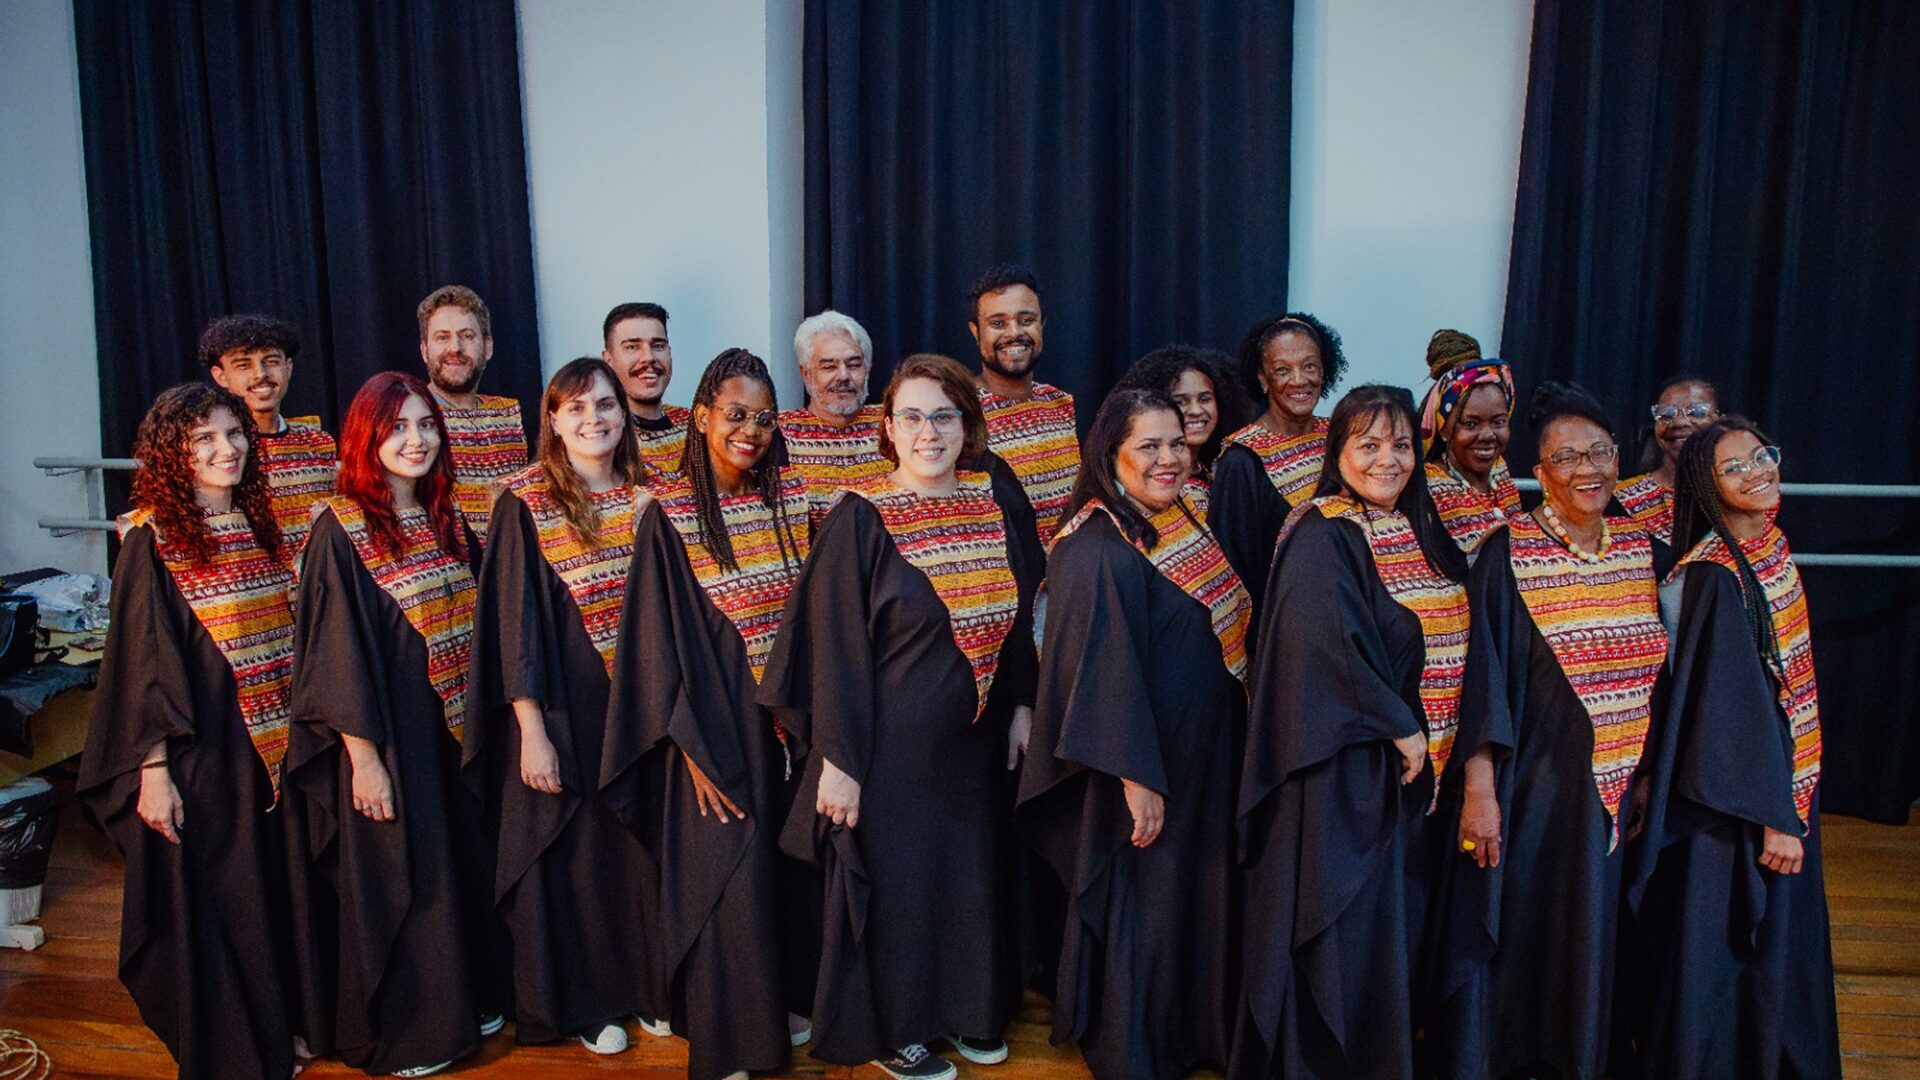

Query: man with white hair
780;310;891;521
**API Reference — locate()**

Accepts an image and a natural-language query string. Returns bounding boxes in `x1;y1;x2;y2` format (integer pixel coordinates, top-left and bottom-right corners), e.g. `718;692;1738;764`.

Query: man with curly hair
203;314;337;554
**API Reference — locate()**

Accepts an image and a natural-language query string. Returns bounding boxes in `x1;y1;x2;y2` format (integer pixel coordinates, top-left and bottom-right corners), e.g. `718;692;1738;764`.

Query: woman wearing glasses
1418;330;1522;559
1613;376;1720;543
760;354;1040;1080
1429;383;1665;1080
1625;418;1840;1079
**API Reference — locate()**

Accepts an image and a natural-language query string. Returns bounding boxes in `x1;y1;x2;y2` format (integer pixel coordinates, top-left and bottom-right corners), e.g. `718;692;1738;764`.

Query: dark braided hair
1671;416;1783;669
679;348;803;574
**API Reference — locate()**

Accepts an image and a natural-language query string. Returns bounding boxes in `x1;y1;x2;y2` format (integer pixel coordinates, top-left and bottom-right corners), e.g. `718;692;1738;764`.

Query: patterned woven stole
438;395;528;541
255;416;336;552
1680;525;1821;823
1223;417;1331;504
656;470;811;683
842;473;1019;720
1426;458;1522;553
633;405;693;481
1612;474;1673;544
505;466;640;673
128;508;296;795
1054;496;1251;683
1304;496;1470;805
1181;476;1211;521
976;384;1080;542
1506;512;1664;849
778;405;892;522
324;498;476;740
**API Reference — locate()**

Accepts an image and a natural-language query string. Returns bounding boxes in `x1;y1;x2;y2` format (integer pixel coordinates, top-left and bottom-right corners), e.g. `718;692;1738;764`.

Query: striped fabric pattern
255;416;336;553
505;466;640;673
656;469;811;683
1506;512;1665;850
1299;495;1470;806
439;394;529;543
779;404;892;523
1682;524;1822;824
633;405;694;481
977;383;1079;542
127;507;296;795
1054;495;1251;683
1223;417;1331;504
1426;458;1522;554
841;472;1018;721
324;498;477;740
1612;474;1673;544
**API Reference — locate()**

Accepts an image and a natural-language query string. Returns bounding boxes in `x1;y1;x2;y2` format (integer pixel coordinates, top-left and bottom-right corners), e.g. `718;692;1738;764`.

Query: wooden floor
2;782;1915;1080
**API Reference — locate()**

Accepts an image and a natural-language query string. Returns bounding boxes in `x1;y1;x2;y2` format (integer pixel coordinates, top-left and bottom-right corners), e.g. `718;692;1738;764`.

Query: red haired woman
81;383;299;1080
281;372;500;1077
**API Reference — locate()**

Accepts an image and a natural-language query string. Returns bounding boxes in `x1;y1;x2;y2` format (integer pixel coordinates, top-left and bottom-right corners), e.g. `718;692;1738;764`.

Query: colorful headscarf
1420;356;1515;455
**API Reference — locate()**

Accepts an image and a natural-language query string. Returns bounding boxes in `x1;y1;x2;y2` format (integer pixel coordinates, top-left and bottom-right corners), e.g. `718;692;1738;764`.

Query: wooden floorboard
1;792;1913;1078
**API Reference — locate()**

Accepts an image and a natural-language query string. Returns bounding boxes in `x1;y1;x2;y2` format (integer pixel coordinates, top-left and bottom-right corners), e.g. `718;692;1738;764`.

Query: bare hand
1458;788;1502;868
1006;705;1033;771
1759;826;1805;875
1392;731;1428;785
1121;778;1165;848
137;766;186;845
1623;780;1652;843
685;752;745;823
520;729;563;795
351;756;397;823
816;757;861;828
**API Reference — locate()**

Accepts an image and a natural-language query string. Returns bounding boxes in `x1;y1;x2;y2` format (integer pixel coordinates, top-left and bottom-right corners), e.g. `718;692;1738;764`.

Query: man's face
420;306;494;395
969;284;1044;379
604;316;672;409
800;331;870;418
208;347;292;423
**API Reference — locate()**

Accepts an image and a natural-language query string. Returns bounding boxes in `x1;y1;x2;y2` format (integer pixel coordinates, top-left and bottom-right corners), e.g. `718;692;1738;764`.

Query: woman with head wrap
1418;330;1522;560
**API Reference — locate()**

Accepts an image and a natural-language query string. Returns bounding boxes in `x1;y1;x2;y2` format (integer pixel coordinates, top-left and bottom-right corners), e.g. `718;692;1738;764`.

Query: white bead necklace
1539;502;1609;564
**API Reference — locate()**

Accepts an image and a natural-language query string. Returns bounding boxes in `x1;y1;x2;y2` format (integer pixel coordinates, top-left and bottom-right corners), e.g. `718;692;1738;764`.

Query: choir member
202;314;336;554
1612;375;1721;544
602;301;693;479
1019;388;1251;1079
419;285;529;543
967;264;1080;541
1114;343;1253;491
780;310;891;522
1417;329;1521;559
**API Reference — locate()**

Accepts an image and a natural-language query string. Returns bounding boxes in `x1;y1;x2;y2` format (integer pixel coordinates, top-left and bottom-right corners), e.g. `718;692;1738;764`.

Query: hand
137;766;186;845
1121;779;1165;848
685;752;745;823
1006;705;1033;771
816;757;861;828
1759;826;1805;875
351;756;397;823
1458;788;1502;868
1392;731;1428;785
1623;780;1653;843
519;729;563;795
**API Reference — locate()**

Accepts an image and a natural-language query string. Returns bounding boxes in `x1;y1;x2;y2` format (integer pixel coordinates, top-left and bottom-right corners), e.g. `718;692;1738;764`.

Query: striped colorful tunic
1613;473;1673;544
977;383;1079;542
1679;524;1821;824
504;465;641;672
632;404;694;481
779;404;892;522
437;393;528;543
255;415;336;553
656;469;810;683
1506;512;1665;849
839;472;1019;719
1055;496;1251;682
1223;416;1331;505
1427;458;1522;555
322;498;476;739
126;507;296;793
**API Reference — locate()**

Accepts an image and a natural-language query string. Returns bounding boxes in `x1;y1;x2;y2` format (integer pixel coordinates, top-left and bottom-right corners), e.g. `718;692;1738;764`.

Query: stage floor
3;789;1915;1079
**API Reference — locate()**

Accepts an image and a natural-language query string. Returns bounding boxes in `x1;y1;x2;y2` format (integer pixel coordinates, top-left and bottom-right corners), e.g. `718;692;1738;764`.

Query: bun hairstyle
1527;380;1616;457
1425;328;1481;381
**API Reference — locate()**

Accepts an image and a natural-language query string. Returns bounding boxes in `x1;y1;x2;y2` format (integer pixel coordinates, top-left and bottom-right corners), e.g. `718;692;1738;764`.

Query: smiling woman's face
1713;428;1782;516
377;393;442;481
1114;406;1192;513
1338;408;1415;509
1535;415;1618;520
189;406;249;496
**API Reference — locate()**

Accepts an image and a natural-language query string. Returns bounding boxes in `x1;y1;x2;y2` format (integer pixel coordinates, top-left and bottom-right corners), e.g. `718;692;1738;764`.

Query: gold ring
1460;839;1477;852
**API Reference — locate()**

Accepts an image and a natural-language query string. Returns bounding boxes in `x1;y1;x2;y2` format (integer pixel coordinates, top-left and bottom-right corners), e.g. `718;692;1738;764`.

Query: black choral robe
281;509;495;1072
1623;562;1841;1080
1018;513;1240;1079
757;469;1039;1065
463;490;657;1043
78;525;296;1080
1210;443;1297;632
1229;510;1442;1080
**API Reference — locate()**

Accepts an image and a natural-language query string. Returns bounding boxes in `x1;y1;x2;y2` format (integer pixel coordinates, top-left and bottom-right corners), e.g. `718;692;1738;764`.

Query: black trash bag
0;778;59;890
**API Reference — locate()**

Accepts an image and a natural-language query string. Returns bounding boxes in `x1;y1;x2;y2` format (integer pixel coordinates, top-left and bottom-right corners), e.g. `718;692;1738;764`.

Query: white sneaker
635;1014;673;1038
478;1014;505;1037
873;1043;957;1080
390;1063;451;1078
580;1022;629;1055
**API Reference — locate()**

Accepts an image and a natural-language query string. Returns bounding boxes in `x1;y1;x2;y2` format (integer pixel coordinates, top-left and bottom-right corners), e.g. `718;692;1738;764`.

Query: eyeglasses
891;408;963;434
718;406;778;430
1716;444;1782;479
1652;402;1717;424
1543;442;1620;472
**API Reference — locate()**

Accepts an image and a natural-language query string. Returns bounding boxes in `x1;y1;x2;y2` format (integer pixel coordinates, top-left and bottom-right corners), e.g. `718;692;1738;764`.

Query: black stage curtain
1502;0;1920;821
73;0;543;471
804;0;1294;420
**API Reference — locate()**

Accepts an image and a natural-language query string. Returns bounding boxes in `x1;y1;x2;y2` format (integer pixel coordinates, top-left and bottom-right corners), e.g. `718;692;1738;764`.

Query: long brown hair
130;383;281;565
336;372;466;560
536;357;648;543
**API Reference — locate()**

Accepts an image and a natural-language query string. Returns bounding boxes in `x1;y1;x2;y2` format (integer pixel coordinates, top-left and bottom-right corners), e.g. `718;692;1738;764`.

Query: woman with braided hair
1624;417;1840;1079
604;348;813;1078
1417;329;1522;560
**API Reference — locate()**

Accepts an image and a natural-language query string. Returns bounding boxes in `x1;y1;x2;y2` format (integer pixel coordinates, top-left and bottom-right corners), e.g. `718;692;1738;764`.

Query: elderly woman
759;354;1039;1080
1417;329;1521;559
1612;375;1721;543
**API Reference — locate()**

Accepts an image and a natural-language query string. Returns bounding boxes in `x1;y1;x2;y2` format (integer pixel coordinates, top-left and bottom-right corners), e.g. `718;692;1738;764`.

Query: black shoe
873;1043;957;1080
945;1034;1009;1065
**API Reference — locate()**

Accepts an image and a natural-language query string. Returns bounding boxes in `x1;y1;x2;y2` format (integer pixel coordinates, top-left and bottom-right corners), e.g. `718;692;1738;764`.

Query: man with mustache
203;314;336;554
779;309;890;523
419;284;527;543
968;264;1079;543
602;301;691;480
